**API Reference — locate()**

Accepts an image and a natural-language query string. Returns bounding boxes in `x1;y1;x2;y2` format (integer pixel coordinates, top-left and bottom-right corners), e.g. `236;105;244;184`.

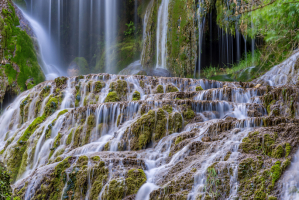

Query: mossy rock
130;108;167;150
105;91;120;103
109;79;128;101
156;85;164;93
132;91;141;101
162;105;173;113
125;169;147;195
44;97;58;117
196;86;203;91
166;85;179;93
94;81;103;93
54;77;67;88
183;107;195;120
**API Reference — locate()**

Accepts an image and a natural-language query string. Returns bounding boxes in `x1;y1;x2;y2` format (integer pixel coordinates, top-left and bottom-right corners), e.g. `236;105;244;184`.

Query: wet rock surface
0;70;298;199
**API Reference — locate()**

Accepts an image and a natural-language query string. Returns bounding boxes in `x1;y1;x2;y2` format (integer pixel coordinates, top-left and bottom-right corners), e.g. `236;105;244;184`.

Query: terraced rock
0;58;299;199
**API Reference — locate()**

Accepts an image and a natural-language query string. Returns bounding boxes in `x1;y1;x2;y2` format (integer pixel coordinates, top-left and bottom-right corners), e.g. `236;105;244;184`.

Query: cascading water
155;0;170;69
0;59;298;199
2;1;299;200
18;10;64;80
17;0;119;75
104;0;118;74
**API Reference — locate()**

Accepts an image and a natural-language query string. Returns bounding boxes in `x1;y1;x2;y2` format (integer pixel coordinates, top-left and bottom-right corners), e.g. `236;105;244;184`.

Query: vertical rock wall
141;0;198;77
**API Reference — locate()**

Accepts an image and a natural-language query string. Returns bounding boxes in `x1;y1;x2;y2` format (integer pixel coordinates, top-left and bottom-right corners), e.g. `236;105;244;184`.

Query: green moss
94;81;103;93
55;77;67;88
240;132;276;156
0;162;12;199
268;196;277;200
130;109;167;150
183;107;195;120
1;4;44;91
102;179;125;200
49;133;62;159
132;91;141;101
169;112;183;133
125;169;147;195
44;97;58;117
84;114;96;145
271;161;281;186
272;145;284;158
84;96;88;106
139;80;145;88
282;158;291;171
104;142;110;151
285;143;291;157
91;156;100;162
19;95;30;124
105;91;120;103
48;157;71;199
57;109;68;118
162;105;173;113
166;0;197;77
196;86;204;91
156;85;164;93
166;85;179;93
90;161;108;200
107;80;128;101
175;136;182;145
73;126;83;147
77;156;88;167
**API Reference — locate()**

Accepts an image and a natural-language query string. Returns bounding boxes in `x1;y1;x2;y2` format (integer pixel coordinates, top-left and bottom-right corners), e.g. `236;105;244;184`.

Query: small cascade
255;50;299;86
155;0;170;69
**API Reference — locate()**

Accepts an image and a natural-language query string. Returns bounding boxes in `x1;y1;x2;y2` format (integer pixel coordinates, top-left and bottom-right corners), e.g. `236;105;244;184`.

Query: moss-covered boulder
0;1;44;102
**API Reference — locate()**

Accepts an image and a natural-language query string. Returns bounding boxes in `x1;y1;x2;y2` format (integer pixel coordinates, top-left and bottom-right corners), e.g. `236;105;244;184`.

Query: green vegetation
167;0;197;77
124;21;136;36
132;91;141;101
243;0;299;70
125;169;147;195
0;162;12;199
105;91;120;103
202;51;260;82
1;3;44;92
196;86;203;91
156;85;164;93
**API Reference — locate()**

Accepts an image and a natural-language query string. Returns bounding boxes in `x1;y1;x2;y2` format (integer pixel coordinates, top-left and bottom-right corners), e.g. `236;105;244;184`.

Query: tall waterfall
197;3;206;78
155;0;170;69
19;0;119;76
20;10;64;80
104;0;118;74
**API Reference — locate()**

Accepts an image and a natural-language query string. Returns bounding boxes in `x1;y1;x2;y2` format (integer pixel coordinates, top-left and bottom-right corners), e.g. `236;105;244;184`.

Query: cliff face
141;0;198;77
0;0;44;106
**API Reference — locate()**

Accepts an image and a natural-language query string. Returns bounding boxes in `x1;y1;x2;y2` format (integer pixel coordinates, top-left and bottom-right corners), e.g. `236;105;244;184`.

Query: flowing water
0;69;291;199
155;0;170;69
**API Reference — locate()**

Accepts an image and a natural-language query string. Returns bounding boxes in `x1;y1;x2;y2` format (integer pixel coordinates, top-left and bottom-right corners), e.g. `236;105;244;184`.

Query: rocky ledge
0;52;299;200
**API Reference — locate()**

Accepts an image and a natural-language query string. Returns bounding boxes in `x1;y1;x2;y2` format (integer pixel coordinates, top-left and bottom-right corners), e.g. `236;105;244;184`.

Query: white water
155;0;170;69
256;50;299;86
105;0;118;74
18;9;64;80
0;51;298;199
196;0;206;78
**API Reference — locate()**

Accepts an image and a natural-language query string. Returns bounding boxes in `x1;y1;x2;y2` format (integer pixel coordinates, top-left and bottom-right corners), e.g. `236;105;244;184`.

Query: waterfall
105;0;118;74
17;0;119;75
155;0;170;69
196;0;206;78
19;10;64;80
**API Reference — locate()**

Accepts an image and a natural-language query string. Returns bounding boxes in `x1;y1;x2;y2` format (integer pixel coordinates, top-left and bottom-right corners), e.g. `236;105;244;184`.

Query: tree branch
234;0;277;16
